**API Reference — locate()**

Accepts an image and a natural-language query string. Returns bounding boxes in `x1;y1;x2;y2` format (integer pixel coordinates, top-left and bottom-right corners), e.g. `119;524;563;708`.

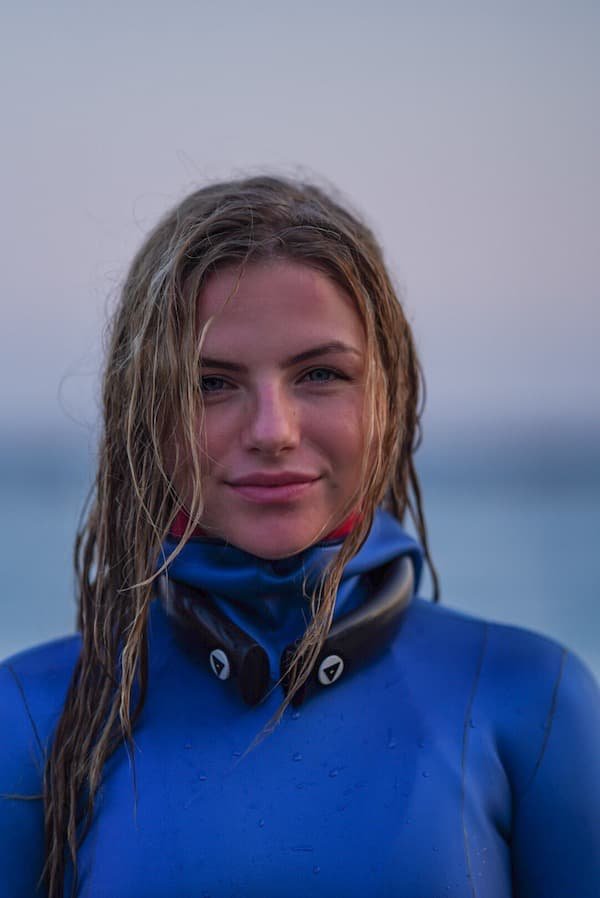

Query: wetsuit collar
159;508;423;707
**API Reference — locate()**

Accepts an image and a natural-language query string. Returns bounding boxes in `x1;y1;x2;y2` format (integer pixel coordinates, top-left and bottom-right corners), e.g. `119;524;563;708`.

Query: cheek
201;408;234;468
317;400;365;469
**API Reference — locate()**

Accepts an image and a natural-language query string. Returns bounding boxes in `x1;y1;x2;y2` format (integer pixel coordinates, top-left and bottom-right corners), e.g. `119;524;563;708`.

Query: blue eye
303;368;340;384
200;376;230;393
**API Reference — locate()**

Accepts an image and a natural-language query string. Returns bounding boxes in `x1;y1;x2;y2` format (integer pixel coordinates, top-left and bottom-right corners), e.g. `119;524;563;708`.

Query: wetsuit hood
160;508;423;706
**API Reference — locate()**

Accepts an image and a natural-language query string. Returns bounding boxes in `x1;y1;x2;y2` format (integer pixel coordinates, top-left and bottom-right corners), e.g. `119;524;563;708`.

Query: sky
1;0;599;444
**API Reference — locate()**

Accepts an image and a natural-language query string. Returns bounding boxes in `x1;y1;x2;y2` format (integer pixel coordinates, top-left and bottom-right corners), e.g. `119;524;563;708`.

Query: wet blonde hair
42;175;438;896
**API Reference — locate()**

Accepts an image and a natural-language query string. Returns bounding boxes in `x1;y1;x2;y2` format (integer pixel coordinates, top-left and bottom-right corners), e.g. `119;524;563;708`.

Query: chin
226;522;324;560
234;537;313;560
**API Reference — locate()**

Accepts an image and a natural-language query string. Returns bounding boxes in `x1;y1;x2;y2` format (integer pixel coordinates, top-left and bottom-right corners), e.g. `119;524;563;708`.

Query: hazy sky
2;1;598;441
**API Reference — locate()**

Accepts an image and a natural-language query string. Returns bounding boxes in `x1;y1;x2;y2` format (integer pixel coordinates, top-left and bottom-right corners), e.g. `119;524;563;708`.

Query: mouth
226;475;321;504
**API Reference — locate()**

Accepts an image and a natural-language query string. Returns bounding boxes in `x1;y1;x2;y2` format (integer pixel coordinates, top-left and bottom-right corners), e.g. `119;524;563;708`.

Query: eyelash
199;367;345;394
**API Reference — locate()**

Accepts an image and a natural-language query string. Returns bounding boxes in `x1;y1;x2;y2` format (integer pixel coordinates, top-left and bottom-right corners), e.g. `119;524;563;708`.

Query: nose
242;382;300;456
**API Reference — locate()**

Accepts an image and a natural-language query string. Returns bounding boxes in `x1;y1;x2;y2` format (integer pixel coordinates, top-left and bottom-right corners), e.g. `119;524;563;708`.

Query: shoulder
0;634;81;819
1;631;82;679
405;595;597;707
404;598;599;793
0;637;79;897
400;597;569;693
405;596;579;685
1;632;81;703
0;634;81;760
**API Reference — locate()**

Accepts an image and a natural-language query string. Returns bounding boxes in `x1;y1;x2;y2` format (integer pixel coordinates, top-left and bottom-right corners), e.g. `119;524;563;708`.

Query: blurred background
1;1;598;675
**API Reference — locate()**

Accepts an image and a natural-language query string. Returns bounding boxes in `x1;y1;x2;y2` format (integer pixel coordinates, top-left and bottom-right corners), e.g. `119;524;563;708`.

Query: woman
1;176;598;898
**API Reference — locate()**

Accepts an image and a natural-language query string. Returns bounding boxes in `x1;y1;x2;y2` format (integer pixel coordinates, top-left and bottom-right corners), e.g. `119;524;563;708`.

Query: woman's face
185;259;367;559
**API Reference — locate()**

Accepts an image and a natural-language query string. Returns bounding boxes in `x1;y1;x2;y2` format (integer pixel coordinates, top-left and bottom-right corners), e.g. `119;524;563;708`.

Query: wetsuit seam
517;647;568;804
4;663;46;765
461;621;489;898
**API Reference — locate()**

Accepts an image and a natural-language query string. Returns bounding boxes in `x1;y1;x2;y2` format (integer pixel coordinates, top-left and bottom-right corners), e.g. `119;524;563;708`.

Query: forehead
197;260;365;357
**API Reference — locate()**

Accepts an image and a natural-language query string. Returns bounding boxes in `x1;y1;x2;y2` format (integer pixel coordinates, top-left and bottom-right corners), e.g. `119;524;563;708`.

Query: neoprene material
1;509;599;897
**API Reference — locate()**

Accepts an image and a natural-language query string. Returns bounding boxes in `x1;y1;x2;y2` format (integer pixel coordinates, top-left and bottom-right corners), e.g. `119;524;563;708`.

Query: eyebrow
200;341;363;372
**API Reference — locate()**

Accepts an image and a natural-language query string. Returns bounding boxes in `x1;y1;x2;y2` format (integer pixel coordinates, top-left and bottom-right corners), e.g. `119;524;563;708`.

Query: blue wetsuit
1;509;599;896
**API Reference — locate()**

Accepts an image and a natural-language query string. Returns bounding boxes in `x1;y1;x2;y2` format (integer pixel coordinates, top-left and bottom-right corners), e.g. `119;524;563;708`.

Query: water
417;437;600;677
1;433;598;678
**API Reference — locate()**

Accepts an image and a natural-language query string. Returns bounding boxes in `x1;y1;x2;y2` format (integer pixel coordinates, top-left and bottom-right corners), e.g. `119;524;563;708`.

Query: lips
226;473;321;504
228;472;320;487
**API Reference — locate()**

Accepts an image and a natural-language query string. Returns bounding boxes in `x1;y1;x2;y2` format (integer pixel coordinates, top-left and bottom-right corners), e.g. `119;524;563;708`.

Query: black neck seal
160;554;414;708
